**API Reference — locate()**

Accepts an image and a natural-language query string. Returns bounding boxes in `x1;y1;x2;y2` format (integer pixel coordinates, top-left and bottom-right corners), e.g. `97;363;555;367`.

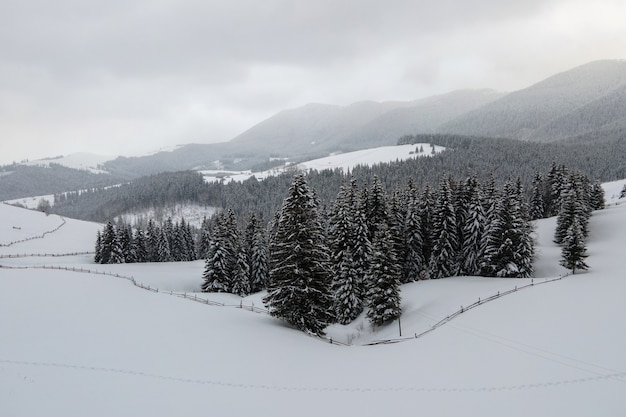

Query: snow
22;152;114;174
1;186;626;416
200;143;443;183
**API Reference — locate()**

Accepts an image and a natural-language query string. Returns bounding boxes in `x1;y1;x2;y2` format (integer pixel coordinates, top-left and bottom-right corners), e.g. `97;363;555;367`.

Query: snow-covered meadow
1;181;625;417
200;143;443;183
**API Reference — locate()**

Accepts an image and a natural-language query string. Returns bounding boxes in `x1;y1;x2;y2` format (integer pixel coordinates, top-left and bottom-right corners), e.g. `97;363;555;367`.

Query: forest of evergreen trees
53;134;624;227
94;162;603;335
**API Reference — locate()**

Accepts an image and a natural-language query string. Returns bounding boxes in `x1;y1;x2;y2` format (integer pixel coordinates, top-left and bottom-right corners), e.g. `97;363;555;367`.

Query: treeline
0;163;122;202
95;218;205;264
51;135;624;225
54;171;212;221
93;162;603;334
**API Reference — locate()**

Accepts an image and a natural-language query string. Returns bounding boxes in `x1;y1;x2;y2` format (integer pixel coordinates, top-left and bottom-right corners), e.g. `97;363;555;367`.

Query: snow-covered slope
23;152;114;174
200;143;444;183
1;190;625;416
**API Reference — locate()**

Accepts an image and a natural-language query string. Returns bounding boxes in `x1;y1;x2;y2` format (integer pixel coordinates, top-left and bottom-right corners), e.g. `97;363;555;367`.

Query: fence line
0;251;94;259
0;259;567;347
366;275;568;346
0;215;67;247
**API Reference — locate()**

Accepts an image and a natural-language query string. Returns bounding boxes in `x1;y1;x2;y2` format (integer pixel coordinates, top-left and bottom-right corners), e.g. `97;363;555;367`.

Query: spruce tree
529;171;545;220
428;177;459;279
366;225;402;326
264;174;334;335
402;183;424;282
461;182;485;276
560;217;589;274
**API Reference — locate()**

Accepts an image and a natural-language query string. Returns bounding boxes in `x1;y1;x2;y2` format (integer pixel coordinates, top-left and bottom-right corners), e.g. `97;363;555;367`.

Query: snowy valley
1;180;625;416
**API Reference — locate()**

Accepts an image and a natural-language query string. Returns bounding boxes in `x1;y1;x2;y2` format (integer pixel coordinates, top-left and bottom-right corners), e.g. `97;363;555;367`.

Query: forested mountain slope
439;60;626;141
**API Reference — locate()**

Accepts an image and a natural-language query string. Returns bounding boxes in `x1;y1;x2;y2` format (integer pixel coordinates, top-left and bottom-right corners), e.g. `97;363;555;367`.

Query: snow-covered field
200;143;443;183
1;184;625;416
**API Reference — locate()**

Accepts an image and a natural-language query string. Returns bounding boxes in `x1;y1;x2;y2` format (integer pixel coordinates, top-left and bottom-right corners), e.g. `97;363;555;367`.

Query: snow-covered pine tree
560;216;589;274
196;216;212;260
250;220;269;293
365;224;402;326
264;174;333;335
481;180;534;278
94;231;103;264
201;210;238;293
418;184;435;268
529;171;546;220
428;177;459;279
329;178;365;322
461;180;485;276
146;219;160;262
242;213;267;293
134;227;148;263
402;182;424;282
366;175;389;243
118;224;135;263
590;181;605;211
156;227;172;262
333;246;363;324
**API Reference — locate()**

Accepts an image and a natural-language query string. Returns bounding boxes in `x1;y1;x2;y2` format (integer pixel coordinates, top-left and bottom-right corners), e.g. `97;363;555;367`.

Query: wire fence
0;251;94;259
0;215;66;247
366;274;569;346
0;259;567;348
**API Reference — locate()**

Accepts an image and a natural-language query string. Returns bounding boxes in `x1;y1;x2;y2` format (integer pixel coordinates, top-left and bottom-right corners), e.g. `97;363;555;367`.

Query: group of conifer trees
201;171;540;334
94;163;604;335
95;218;199;264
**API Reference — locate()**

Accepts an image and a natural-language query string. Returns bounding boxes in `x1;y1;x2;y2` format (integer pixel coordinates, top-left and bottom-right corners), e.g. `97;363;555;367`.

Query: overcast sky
1;0;625;164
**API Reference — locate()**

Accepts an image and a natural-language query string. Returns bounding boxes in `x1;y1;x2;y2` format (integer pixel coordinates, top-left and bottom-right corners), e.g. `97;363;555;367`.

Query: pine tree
402;182;424;282
264;174;334;335
146;219;160;262
134;227;148;263
366;225;402;326
94;231;103;264
428;177;459;279
560;217;589;274
590;181;605;211
332;246;363;324
329;178;366;322
201;211;238;293
461;182;485;276
529;171;545;220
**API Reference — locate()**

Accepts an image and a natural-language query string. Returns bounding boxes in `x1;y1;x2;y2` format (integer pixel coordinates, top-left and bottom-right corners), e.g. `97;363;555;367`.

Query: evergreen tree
249;220;269;293
402;182;424;282
94;231;103;264
418;184;435;265
590;180;605;211
460;181;485;276
366;225;402;326
201;211;238;293
332;246;363;324
134;227;148;263
146;219;160;262
428;177;459;279
529;171;545;220
264;174;334;335
560;216;589;274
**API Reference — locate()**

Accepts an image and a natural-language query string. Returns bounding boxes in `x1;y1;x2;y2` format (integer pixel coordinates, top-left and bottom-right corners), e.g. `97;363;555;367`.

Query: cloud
0;0;624;164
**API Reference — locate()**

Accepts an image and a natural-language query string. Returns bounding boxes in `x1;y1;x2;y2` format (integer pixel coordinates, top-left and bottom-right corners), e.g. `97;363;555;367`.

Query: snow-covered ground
200;143;443;183
22;152;114;174
1;185;625;416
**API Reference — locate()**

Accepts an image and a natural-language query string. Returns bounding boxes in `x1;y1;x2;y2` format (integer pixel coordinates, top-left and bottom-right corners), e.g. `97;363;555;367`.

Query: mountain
100;89;502;175
438;60;626;141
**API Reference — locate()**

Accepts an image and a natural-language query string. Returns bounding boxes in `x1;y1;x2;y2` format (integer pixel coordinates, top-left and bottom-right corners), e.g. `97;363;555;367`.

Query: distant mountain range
2;59;625;199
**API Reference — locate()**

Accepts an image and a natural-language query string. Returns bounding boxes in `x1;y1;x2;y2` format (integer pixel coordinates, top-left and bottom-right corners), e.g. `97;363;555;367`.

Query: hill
439;60;626;141
1;182;625;416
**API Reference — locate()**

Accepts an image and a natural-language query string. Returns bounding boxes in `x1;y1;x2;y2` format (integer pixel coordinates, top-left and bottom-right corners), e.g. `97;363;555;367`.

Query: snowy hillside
1;185;625;416
23;152;114;174
200;143;444;183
